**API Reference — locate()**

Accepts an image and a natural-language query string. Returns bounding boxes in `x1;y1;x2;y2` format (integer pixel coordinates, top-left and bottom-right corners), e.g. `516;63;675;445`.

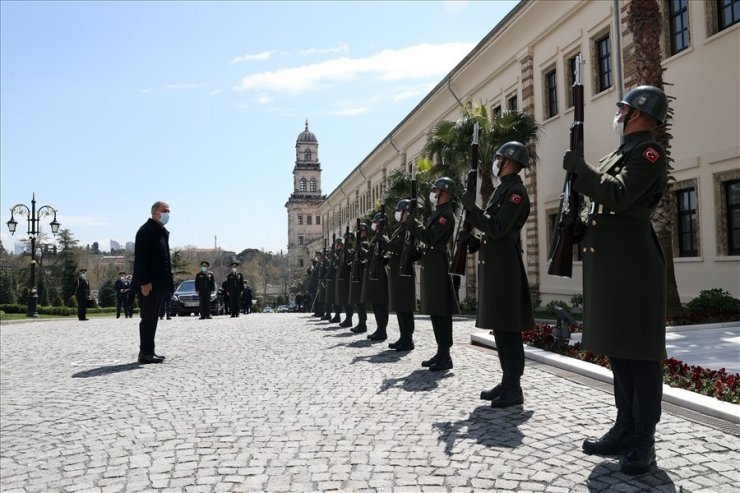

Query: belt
589;203;653;219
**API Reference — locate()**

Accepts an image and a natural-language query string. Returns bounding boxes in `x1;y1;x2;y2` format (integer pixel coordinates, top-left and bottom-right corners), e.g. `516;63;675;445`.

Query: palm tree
626;0;682;314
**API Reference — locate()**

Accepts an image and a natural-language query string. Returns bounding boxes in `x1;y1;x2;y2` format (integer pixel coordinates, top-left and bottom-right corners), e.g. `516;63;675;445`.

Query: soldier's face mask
429;191;438;206
492;157;503;177
232;267;238;273
201;266;207;273
394;210;403;222
371;222;378;231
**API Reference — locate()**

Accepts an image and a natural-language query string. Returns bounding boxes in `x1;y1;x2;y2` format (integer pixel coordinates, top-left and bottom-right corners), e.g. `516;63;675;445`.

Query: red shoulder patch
510;193;522;205
438;216;448;225
643;146;660;164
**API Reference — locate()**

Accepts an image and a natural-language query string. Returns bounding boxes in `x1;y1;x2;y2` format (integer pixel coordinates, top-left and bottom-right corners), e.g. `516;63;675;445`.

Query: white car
276;305;290;313
263;306;273;313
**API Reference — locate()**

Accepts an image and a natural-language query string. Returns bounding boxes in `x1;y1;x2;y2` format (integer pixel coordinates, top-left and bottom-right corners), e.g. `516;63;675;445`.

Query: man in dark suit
74;268;91;321
114;271;131;319
133;201;173;364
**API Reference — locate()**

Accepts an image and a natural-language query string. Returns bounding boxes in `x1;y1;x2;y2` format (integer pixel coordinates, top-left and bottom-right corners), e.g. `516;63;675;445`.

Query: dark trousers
77;299;87;320
229;291;241;316
139;293;163;355
372;303;389;329
430;315;453;354
199;292;211;318
344;304;354;321
356;303;367;322
493;330;524;385
610;356;663;425
397;311;414;335
116;295;130;318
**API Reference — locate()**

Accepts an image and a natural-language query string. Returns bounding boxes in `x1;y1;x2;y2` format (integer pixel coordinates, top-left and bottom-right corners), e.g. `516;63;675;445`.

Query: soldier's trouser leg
610;357;662;425
78;301;87;321
373;303;389;331
356;303;367;322
230;295;240;316
493;330;524;386
397;311;414;342
116;297;122;318
139;293;163;355
344;304;354;323
199;294;210;318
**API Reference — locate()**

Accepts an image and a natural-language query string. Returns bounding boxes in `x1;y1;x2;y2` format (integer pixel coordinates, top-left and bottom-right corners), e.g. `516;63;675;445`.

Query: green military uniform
386;225;416;313
335;242;351;306
465;174;534;332
574;131;667;361
314;255;327;317
349;236;369;332
361;221;390;340
323;248;337;320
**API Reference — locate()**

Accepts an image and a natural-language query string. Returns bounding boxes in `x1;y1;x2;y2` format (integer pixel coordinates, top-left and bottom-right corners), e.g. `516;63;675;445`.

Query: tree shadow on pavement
586;463;678;492
432;405;533;454
351;349;408;365
72;362;142;378
378;369;455;394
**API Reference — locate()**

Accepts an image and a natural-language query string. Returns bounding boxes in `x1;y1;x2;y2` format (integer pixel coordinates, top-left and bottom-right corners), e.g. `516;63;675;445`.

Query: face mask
428;192;438;206
81;273;87;279
371;223;378;231
159;212;170;225
120;276;125;281
492;159;502;178
201;266;207;273
394;211;403;222
611;112;624;136
232;267;238;273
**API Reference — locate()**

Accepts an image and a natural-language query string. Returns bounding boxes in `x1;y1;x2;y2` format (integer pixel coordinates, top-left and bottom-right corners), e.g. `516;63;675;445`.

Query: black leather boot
389;326;404;349
339;318;353;328
620;422;656;475
582;414;634;456
350;322;367;333
490;382;523;408
368;328;387;341
330;314;341;323
395;327;414;352
421;353;439;367
480;384;503;401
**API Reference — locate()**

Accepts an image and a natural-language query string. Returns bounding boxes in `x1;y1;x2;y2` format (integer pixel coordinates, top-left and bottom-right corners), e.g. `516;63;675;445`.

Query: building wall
314;0;740;301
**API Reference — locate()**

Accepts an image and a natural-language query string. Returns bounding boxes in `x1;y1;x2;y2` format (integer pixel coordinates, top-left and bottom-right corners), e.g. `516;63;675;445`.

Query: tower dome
297;120;317;142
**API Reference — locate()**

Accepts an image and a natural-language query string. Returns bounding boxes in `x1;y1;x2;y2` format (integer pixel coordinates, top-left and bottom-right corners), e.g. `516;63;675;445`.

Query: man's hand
461;190;476;210
140;283;153;297
563;149;586;174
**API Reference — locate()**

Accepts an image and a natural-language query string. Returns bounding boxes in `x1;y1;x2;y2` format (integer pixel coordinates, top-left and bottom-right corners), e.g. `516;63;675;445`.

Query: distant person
195;261;215;319
159;290;173;320
221;279;230;316
74;268;91;321
125;274;135;317
242;283;253;314
114;271;131;319
133;201;173;364
226;261;244;318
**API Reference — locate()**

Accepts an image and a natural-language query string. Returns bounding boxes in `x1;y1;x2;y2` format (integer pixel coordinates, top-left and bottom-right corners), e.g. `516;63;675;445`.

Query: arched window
304;149;312;161
298;258;304;268
310;178;317;192
299;178;307;192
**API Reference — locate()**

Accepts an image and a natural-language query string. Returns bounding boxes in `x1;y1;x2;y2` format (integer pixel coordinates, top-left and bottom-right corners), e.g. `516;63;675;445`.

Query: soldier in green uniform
323;240;338;321
337;231;355;327
312;251;326;318
349;223;369;333
461;141;535;407
226;261;244;318
360;213;390;341
386;199;417;351
562;85;669;475
195;260;216;319
407;177;460;371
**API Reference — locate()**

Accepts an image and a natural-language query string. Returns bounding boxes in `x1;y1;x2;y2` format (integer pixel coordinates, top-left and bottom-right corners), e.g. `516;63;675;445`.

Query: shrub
686;288;740;316
570;293;584;309
52;294;65;307
67;295;78;308
544;299;571;316
461;296;477;311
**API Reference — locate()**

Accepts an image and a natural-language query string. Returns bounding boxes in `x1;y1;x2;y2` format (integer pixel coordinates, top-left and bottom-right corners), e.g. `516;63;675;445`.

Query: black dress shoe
339;320;353;328
367;331;387;341
490;386;524;408
583;422;633;456
153;353;166;360
138;354;164;364
480;385;503;401
350;323;367;333
619;423;656;475
330;315;341;323
429;357;453;371
421;354;440;367
388;338;403;349
395;341;414;352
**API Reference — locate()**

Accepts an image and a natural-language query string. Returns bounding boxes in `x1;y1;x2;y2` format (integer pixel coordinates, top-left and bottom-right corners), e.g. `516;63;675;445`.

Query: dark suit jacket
133;218;174;294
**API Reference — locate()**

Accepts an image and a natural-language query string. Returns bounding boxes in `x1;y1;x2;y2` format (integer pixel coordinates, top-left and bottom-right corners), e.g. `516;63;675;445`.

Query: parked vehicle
263;305;273;313
171;280;224;317
277;305;290;313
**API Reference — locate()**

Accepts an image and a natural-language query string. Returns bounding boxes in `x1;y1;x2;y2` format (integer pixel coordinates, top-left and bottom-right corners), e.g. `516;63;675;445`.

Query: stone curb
470;330;740;425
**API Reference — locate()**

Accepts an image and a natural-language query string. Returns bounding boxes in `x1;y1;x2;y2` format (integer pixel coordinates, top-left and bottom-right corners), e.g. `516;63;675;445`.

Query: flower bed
522;323;740;404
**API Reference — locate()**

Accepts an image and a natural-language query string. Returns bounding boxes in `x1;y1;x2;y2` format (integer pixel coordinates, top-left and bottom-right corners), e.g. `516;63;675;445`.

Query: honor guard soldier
349;224;369;333
226;261;244;317
307;253;321;315
337;231;355;327
461;141;535;407
195;261;216;319
332;236;347;324
407;177;460;370
114;271;131;319
386;200;417;351
562;85;669;474
312;251;326;317
361;213;390;341
75;268;91;321
323;241;338;321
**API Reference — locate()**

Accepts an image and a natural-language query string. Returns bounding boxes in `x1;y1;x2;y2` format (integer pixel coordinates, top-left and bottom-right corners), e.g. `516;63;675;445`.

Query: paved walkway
1;314;738;492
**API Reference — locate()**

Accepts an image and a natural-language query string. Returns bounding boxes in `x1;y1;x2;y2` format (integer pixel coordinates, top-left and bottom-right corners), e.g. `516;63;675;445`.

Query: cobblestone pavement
1;313;738;492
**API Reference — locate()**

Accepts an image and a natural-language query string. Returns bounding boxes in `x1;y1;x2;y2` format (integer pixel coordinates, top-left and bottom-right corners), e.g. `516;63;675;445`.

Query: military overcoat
465;174;534;332
316;261;327;306
385;225;416;313
335;247;351;305
360;233;389;304
348;242;367;304
573;131;667;361
408;201;460;316
324;252;336;305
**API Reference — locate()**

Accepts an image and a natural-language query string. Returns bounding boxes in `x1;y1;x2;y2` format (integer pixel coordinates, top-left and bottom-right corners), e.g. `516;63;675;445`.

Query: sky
1;0;519;255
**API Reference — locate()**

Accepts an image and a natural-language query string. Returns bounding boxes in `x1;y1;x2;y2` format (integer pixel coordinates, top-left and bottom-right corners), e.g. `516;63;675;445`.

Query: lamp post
6;193;60;318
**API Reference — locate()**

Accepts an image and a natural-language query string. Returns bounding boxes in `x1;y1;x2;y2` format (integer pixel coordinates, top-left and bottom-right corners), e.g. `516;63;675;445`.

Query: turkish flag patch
643;147;660;164
438;216;448;225
510;193;522;205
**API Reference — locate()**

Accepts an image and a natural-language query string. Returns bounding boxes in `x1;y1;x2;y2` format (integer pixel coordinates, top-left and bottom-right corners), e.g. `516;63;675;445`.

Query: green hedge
0;304;135;317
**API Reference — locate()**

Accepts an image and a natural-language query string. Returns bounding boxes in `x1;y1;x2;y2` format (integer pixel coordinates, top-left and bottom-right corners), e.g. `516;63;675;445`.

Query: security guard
461;141;535;407
349;224;369;333
195;260;216;319
225;261;244;318
562;85;669;475
386;199;417;351
360;213;390;341
337;231;355;327
114;271;131;319
407;177;460;370
74;268;91;321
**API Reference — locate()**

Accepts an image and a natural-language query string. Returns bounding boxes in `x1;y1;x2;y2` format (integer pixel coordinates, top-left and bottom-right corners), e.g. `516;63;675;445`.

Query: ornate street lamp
6;193;60;317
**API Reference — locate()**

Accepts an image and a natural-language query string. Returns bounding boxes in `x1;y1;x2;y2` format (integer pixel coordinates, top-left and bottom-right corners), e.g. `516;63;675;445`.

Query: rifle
449;122;480;276
368;205;385;280
350;218;362;282
399;164;418;277
311;238;328;311
548;54;584;278
338;225;350;280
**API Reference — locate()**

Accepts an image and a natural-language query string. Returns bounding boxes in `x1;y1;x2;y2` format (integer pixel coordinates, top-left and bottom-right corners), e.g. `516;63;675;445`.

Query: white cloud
299;42;349;56
234;42;474;95
254;95;273;104
230;50;275;64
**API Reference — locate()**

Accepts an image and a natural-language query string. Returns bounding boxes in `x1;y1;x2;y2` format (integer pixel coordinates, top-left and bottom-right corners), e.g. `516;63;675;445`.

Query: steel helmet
619;85;668;124
496;141;530;168
395;199;411;211
432;177;456;196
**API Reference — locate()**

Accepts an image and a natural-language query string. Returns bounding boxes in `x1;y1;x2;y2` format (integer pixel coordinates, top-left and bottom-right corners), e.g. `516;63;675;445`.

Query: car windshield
175;280;196;294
